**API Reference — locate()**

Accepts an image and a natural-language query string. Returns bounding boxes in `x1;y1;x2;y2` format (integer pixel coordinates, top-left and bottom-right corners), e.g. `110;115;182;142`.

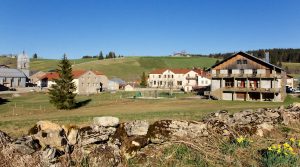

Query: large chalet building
209;51;286;102
148;68;211;91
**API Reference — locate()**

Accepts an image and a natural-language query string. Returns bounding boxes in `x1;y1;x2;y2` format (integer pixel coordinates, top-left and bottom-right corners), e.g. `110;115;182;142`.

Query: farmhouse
148;68;210;91
209;51;286;102
39;70;109;94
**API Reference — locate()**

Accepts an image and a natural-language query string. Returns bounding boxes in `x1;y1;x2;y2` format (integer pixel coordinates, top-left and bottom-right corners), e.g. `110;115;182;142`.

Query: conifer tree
98;51;104;60
49;54;76;109
140;72;147;87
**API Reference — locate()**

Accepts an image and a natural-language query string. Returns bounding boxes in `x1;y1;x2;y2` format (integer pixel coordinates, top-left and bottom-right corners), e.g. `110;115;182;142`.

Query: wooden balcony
212;73;282;79
222;87;281;93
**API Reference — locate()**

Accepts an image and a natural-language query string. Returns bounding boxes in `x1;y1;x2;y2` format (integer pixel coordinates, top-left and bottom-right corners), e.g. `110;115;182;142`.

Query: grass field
0;92;299;137
30;58;98;71
73;56;218;81
282;62;300;78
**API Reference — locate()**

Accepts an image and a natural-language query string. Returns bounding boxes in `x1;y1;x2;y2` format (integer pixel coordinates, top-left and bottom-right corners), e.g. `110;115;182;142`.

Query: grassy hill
1;56;218;81
30;58;98;71
0;57;17;68
72;56;217;81
2;55;299;81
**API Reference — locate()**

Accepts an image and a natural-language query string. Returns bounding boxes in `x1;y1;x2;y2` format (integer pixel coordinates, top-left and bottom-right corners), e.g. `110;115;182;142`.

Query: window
172;75;174;78
168;75;170;78
201;81;204;84
177;81;182;85
205;81;208;84
253;69;257;75
159;75;161;78
240;69;244;74
237;59;247;64
154;81;156;85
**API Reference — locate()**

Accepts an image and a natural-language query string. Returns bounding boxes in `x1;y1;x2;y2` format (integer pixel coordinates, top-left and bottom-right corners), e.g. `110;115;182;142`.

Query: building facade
0;52;29;89
148;68;211;91
39;70;109;94
210;52;286;102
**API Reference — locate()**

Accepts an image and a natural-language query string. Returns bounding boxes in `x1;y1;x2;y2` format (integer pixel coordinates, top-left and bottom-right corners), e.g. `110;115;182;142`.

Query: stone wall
1;103;300;167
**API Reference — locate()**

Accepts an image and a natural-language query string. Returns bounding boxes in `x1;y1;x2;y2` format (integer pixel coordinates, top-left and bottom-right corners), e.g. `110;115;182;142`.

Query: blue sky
0;0;299;59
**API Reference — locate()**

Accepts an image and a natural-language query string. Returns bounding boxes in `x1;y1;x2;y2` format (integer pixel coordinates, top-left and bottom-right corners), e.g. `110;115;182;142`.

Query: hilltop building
209;51;286;102
148;68;211;92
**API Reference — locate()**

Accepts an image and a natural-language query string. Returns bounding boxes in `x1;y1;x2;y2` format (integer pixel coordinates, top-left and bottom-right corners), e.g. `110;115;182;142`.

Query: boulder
124;120;149;136
79;126;116;146
0;130;12;148
33;121;67;151
67;128;79;145
13;136;41;154
93;117;119;127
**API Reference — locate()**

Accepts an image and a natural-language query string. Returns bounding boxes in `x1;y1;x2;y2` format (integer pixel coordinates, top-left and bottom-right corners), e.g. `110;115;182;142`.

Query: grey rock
93;117;119;127
13;136;41;154
79;126;116;146
0;130;12;148
124;120;149;136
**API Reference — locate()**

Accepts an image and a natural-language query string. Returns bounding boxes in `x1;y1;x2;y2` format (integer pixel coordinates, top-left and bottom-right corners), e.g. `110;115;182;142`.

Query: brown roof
40;70;104;80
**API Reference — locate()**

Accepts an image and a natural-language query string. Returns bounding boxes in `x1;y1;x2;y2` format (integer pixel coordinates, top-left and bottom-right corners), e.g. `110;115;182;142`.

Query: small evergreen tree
215;59;220;64
49;54;76;110
33;53;38;59
98;51;104;60
140;72;147;87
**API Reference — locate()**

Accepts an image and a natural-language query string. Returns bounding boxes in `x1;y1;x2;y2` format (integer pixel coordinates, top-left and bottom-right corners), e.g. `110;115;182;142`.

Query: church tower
17;51;30;77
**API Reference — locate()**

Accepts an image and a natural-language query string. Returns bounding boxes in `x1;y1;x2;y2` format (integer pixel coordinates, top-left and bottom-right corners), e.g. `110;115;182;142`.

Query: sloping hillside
0;57;17;68
30;58;98;71
72;56;217;81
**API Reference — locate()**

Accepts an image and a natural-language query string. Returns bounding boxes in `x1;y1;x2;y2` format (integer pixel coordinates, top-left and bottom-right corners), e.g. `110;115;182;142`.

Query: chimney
265;52;270;63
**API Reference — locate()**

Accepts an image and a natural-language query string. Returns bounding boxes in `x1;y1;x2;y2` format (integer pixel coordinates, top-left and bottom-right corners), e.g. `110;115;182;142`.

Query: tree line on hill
82;51;124;60
191;48;300;66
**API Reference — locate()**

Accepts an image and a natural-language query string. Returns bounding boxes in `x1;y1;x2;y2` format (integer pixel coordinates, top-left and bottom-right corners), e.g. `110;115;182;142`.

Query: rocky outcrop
1;103;300;166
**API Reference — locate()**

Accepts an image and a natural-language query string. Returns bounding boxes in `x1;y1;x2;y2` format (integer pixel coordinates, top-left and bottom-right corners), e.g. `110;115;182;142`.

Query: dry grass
0;92;299;137
127;123;300;167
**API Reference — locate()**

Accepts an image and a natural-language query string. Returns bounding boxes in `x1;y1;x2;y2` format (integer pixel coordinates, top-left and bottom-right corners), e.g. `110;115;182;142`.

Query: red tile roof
40;70;104;80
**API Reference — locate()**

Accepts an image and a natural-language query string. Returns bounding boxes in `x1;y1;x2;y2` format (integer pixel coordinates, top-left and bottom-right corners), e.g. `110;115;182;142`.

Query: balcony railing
221;87;281;93
212;73;281;78
186;76;197;80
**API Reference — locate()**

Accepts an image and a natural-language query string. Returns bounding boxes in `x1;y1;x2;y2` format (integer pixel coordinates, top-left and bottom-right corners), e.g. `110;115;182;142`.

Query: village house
0;52;30;89
209;51;287;102
29;71;46;86
39;70;109;94
148;68;211;91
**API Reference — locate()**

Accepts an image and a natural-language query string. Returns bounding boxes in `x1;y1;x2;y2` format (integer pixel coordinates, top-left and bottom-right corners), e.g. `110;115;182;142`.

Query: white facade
148;69;210;90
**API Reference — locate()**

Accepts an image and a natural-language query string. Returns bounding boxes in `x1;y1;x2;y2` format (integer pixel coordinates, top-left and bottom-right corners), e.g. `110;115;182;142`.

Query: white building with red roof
148;68;211;91
38;70;108;94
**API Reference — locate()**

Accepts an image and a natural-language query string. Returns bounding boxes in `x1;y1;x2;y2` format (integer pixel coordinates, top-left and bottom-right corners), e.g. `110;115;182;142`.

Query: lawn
0;92;299;137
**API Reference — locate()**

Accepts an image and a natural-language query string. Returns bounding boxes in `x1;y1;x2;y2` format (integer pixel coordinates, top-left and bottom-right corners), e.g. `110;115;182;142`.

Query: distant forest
191;48;300;66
